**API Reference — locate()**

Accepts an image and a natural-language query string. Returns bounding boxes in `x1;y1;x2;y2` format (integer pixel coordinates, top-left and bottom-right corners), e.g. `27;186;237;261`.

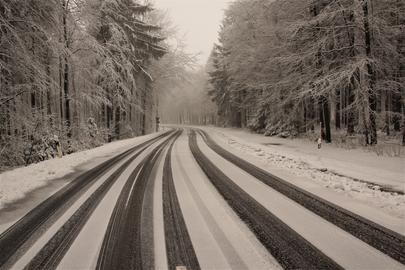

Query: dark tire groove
23;136;155;270
197;129;405;264
96;130;181;270
189;130;342;270
163;130;200;270
0;131;172;269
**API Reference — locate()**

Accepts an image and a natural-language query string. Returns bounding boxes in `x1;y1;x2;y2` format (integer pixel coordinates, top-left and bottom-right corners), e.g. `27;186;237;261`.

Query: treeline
0;0;168;168
159;68;217;126
208;0;404;145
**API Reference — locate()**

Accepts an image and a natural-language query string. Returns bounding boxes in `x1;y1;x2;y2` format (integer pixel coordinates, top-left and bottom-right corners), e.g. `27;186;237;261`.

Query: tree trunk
362;0;377;145
312;2;331;142
384;90;390;136
115;105;121;139
335;90;341;129
72;65;79;137
46;64;52;116
396;0;404;138
402;102;405;146
106;101;112;141
393;94;401;132
30;36;37;113
319;96;331;143
309;97;315;131
343;8;357;135
45;49;53;130
5;100;11;136
59;56;64;126
62;0;71;138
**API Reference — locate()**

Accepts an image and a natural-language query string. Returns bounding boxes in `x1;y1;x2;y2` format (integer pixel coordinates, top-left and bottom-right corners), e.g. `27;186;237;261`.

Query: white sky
152;0;231;64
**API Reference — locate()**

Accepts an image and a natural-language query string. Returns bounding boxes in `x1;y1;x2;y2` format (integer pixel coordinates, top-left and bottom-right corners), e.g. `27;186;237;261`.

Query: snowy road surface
0;128;404;270
199;126;405;220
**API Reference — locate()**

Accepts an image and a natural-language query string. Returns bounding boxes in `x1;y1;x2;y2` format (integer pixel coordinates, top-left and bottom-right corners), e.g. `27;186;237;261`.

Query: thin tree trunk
46;50;52;124
312;2;332;142
362;0;377;145
385;90;391;135
62;0;71;138
344;8;357;135
115;105;121;139
6;100;11;136
309;97;315;131
319;96;332;143
402;102;405;146
72;65;79;137
397;0;405;144
59;56;64;126
336;90;341;129
107;100;112;141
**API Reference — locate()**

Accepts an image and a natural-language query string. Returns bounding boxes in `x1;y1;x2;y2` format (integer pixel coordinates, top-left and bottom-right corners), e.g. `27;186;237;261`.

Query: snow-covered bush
0;137;26;171
263;120;299;138
247;111;266;133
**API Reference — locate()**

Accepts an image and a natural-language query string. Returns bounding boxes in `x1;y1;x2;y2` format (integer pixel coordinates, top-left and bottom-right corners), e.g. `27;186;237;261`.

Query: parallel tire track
189;130;343;270
96;131;181;270
197;129;405;264
0;131;172;268
163;130;200;270
23;135;157;270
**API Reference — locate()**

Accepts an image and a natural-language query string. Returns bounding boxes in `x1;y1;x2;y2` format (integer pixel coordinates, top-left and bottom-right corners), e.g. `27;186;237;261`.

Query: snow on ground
200;126;405;220
0;132;163;210
173;133;280;269
57;142;158;270
195;134;404;269
10;148;140;269
152;149;169;270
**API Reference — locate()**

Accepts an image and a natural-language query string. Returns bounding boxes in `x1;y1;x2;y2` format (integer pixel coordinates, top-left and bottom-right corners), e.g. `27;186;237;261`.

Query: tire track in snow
189;130;342;270
23;140;151;270
196;129;405;265
162;130;200;270
175;148;248;270
0;131;172;269
96;130;180;270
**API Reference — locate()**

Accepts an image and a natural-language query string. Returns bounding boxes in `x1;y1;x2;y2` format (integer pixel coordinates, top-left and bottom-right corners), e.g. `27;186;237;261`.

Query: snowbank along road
0;128;404;270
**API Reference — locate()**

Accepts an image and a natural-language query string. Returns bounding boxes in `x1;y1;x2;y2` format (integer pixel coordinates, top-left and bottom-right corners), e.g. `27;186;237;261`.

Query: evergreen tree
207;0;404;145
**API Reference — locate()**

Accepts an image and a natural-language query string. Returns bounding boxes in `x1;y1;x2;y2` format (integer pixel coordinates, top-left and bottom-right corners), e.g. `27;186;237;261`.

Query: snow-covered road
200;126;405;221
0;128;403;270
195;132;402;269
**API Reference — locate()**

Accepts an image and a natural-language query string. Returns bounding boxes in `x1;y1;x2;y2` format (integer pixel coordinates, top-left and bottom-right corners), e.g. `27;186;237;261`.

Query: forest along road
0;128;404;270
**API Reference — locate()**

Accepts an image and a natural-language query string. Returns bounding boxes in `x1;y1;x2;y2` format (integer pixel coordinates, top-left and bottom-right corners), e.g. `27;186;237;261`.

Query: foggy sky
152;0;231;64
